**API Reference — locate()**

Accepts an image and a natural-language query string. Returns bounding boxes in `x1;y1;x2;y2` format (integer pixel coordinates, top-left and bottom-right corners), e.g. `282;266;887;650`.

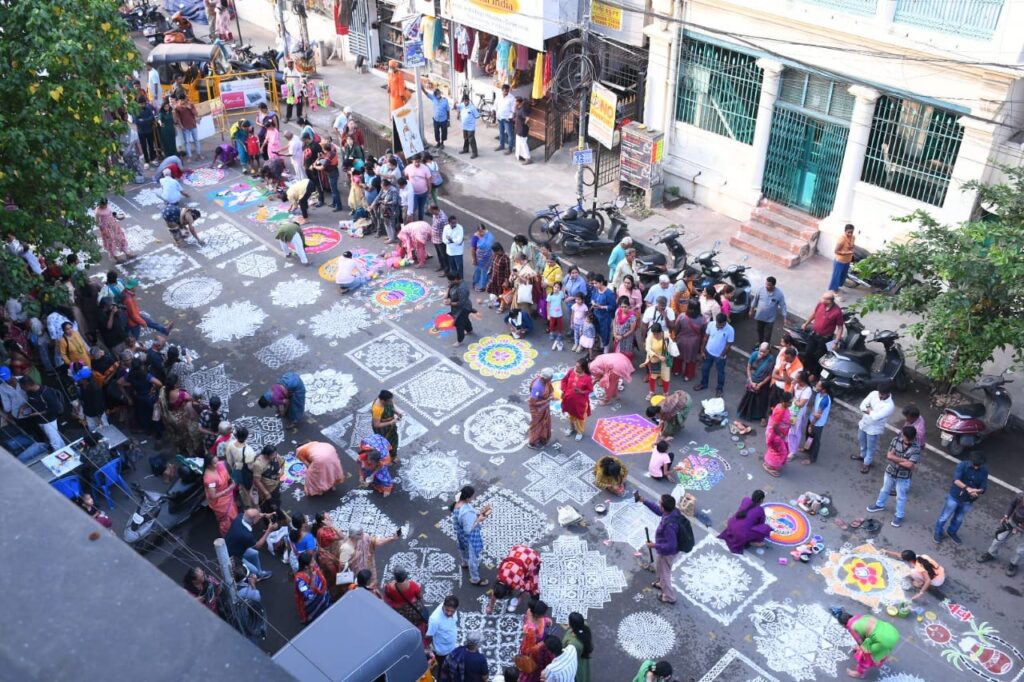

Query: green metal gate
762;106;849;218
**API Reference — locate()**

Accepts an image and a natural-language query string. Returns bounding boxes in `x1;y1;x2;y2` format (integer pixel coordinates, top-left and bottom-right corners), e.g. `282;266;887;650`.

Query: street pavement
91;157;1024;682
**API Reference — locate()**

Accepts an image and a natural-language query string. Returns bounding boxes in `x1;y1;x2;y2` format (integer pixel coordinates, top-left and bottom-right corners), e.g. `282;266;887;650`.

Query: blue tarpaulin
162;0;209;24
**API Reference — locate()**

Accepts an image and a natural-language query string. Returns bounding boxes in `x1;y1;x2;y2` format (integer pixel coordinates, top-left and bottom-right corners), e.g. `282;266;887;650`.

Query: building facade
643;0;1024;258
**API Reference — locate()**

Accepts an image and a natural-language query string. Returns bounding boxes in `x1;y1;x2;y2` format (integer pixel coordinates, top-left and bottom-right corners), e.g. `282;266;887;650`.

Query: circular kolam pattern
464;334;538;380
183;168;226;187
295;226;342;255
425;309;455;336
616;612;676;660
319;250;386;282
764;502;812;547
372;277;429;309
161;276;223;310
247;201;293;224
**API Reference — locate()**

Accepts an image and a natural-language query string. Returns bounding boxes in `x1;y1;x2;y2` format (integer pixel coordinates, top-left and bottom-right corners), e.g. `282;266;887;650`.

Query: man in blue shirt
421;81;451;150
695;313;735;396
456;95;479;158
936;451;987;545
426;595;460;674
802;381;832;464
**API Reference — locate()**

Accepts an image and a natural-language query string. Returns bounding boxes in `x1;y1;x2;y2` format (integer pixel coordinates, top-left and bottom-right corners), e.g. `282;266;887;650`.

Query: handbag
393;581;429;623
667;339;680;357
336;561;355;586
517;282;534;304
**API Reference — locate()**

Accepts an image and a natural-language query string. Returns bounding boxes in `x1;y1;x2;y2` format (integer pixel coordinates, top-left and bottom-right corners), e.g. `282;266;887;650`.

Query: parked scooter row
124;456;207;550
528;197;630;256
120;0;164;31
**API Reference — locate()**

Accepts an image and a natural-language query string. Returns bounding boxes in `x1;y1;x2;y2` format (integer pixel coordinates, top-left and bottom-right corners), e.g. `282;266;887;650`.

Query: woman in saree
737;343;776;421
517;599;554;682
787;371;814;454
561;357;594;441
159;372;204;455
511;254;539;315
527;369;554;448
94;198;133;263
641;322;671;400
295;441;346;497
202;452;237;536
258;371;306;430
831;608;901;679
611;296;640;361
157;98;178;157
358;448;394;497
370;389;404;459
346;527;399;588
382;567;427;637
594;455;628;496
672;300;706;380
718;490;771;554
762;391;793;477
312;512;347;600
486;243;512;303
562;612;593;682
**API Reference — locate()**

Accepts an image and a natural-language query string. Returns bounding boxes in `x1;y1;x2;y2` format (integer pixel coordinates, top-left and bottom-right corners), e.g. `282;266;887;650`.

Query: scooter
845;246;902;294
528;199;629;256
937;374;1014;456
636;229;690;288
716;260;752;316
817;329;907;392
142;11;172;45
124;457;207;550
784;311;867;355
121;0;162;31
692;241;724;290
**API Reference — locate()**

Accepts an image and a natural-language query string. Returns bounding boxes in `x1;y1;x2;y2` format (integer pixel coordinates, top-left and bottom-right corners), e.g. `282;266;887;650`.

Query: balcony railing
801;0;878;16
893;0;1004;39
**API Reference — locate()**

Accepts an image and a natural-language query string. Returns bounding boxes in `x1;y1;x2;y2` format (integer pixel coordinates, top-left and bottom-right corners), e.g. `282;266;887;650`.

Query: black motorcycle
636;229;690;288
121;0;163;31
717;261;752;316
845;246;902;294
124;457;207;551
692;241;725;290
784;311;867;355
529;197;629;256
818;329;908;392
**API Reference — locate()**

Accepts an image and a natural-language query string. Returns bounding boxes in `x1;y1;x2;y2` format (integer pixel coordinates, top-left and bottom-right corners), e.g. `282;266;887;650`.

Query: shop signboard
591;0;621;31
588;82;617;149
443;0;573;51
590;0;645;41
619;122;664;190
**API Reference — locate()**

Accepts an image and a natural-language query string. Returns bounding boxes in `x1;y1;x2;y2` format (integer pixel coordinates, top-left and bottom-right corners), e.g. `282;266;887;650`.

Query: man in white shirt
146;63;162;103
611;248;638;290
285;131;305;181
397;178;415;225
332;106;352;139
335;251;367;293
642;295;675;329
442;215;465;280
159;169;186;205
855;382;896;473
495;83;516;154
541;636;578;682
645;274;674;306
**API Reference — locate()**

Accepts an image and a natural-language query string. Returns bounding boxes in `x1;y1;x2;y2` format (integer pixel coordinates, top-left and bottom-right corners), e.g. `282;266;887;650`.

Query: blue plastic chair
92;457;129;509
51;475;82;500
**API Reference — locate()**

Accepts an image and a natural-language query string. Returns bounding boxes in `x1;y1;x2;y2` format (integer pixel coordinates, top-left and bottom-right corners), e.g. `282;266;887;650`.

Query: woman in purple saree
718;490;772;554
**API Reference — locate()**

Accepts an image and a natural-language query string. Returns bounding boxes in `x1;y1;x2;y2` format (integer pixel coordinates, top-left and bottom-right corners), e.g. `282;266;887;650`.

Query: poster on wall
619;122;664;190
591;0;621;31
589;82;617;149
219;78;268;110
393;106;425;156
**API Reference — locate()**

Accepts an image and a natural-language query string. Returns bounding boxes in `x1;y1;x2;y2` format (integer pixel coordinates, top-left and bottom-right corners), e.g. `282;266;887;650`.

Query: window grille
893;0;1003;39
675;39;763;145
800;0;877;15
861;95;964;207
779;69;856;121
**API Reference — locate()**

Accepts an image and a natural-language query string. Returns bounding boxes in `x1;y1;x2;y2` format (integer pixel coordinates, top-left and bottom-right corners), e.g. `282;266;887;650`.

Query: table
28;438;85;483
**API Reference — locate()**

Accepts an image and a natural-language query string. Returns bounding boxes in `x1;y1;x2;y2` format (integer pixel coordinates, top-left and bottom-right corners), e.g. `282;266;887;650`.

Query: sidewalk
238;17;1021;420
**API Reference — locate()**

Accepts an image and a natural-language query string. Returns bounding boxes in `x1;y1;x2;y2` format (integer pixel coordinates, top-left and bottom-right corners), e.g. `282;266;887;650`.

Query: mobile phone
633;491;641;503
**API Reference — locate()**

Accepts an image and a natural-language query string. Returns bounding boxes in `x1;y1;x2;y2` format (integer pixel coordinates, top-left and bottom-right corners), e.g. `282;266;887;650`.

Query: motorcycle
784;311;868;355
937;374;1014;456
143;11;172;45
232;44;279;73
845;246;902;294
144;10;198;45
636;229;690;288
529;197;629;256
124;456;207;550
716;260;752;316
121;0;162;31
818;329;907;392
691;241;724;290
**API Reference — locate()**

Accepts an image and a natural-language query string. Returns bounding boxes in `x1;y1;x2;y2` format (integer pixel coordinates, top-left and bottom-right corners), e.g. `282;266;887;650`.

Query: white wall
235;0;339;46
663;122;756;222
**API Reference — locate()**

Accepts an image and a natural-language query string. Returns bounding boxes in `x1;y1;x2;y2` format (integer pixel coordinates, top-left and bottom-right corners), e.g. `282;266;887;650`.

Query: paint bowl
798;553;811;563
650;394;665;406
819;507;830;517
730;435;740;442
736;442;745;449
812;535;823;544
925;611;937;621
861;519;882;533
886;605;900;617
812;542;825;554
594;503;608;515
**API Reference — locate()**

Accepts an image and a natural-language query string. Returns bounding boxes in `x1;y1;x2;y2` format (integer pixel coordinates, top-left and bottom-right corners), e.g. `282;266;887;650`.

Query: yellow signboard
589;82;617;149
592;0;622;31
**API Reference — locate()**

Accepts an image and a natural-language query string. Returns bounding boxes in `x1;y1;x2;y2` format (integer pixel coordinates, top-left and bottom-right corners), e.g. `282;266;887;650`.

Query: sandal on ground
659;596;677;604
849;518;865;529
761;463;780;477
834;519;849;529
470;578;489;586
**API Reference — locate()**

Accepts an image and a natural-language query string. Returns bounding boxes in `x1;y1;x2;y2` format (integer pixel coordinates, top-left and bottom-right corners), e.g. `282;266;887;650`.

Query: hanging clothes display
422;16;436;60
515;44;530;71
543;51;553;92
454;24;471;73
333;0;351;35
532;54;544;100
496;39;511;80
432;18;444;53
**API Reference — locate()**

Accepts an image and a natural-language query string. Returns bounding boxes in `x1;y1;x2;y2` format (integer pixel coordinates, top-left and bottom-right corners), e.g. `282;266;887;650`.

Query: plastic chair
51;475;82;500
92;457;129;509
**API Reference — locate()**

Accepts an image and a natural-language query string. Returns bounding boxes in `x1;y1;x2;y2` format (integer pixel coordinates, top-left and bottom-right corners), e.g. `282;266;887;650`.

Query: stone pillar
876;0;898;27
828;84;880;221
642;22;675;134
942;117;996;224
747;58;785;201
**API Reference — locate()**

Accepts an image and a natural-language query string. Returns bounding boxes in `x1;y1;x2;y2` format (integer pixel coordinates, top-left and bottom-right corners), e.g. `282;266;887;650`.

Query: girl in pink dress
94;198;133;262
202;453;238;536
762;392;793;477
264;119;282;159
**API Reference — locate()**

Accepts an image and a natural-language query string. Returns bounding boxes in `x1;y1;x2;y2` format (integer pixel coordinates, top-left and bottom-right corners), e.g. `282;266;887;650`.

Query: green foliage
854;166;1024;389
0;0;140;305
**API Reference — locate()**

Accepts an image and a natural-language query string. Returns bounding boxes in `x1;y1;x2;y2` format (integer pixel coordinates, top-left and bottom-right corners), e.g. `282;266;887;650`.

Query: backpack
674;512;695;553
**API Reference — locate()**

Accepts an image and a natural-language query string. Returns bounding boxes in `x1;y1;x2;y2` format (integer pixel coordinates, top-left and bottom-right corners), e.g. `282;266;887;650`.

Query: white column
828;84;880;221
942;117;996;224
642;23;675;133
747;58;785;200
875;0;898;28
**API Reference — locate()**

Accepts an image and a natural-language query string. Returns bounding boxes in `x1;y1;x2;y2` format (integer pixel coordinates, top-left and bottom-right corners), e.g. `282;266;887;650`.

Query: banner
589;82;617;150
592;0;622;31
393;106;425;156
219;78;268;110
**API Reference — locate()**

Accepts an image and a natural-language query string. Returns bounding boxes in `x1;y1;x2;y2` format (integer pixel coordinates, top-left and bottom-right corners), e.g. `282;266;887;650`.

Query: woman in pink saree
762;391;793;477
296;441;346;497
202;453;237;536
589;351;634;405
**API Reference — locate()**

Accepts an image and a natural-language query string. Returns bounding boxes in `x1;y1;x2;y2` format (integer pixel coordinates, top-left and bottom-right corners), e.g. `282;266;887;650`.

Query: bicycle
461;85;497;125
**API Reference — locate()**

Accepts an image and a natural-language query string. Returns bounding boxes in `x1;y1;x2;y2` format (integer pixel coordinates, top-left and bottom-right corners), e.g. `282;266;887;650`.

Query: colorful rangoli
423;308;455;337
371;277;430;309
247;201;294;224
674;454;725;491
593;414;660;456
292;226;341;254
464;334;537;379
207;180;271;212
763;502;812;547
319;248;386;282
183;168;226;187
815;542;911;611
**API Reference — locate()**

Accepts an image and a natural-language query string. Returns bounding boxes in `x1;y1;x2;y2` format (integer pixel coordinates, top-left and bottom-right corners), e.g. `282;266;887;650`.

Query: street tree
0;0;141;314
854;166;1024;392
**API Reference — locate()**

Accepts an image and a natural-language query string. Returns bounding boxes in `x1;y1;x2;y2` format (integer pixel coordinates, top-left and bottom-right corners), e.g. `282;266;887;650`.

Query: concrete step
738;219;811;255
729;233;806;269
751;207;820;241
758;200;821;229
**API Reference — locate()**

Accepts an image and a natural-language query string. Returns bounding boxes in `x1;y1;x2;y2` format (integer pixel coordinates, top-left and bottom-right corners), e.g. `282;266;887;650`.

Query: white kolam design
255;334;310;369
616;612;676;660
439;488;553;566
270;276;324;308
538;535;627;623
300;369;357;416
749;600;855;682
309;302;374;341
197;301;267;343
345;330;429;381
162;276;223;310
522;450;599;506
463;399;529;454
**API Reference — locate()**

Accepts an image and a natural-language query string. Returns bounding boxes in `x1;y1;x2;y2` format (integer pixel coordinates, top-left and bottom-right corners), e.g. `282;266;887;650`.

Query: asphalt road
91;157;1024;682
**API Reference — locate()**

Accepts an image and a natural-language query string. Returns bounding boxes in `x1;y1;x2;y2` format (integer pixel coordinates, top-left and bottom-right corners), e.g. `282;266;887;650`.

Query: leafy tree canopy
854;166;1024;389
0;0;141;314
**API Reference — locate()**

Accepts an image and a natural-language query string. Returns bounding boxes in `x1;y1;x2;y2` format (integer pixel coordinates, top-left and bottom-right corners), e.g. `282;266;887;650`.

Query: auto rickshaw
146;41;233;102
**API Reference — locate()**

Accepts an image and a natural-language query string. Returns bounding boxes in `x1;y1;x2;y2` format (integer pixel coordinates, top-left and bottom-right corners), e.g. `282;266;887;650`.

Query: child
570;294;589;352
580;311;598;359
245;131;261;176
647;440;674;480
546;281;565;351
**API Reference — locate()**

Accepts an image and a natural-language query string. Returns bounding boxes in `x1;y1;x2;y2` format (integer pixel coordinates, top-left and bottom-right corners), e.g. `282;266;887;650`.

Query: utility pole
575;2;592;205
213;538;238;605
275;0;290;56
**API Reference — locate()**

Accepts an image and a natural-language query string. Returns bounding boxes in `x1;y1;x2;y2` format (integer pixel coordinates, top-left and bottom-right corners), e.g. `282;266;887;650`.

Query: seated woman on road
881;548;945;600
594;455;628;496
718;490;772;554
